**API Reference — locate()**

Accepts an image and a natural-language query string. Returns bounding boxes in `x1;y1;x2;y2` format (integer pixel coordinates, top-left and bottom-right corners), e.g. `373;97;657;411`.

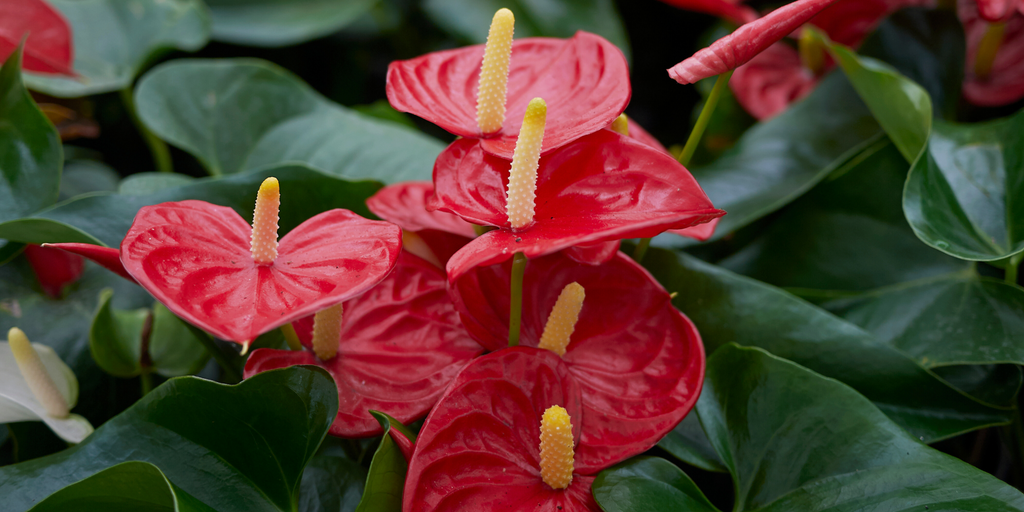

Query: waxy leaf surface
26;461;201;512
135;58;442;180
355;411;417;512
450;251;704;469
0;366;338;512
205;0;378;47
592;457;718;512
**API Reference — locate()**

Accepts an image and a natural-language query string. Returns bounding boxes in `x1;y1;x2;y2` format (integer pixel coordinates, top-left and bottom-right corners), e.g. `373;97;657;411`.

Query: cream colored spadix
477;8;515;134
975;22;1006;79
251;177;281;265
539;405;574;490
311;304;344;360
1;328;93;443
610;114;629;136
506;98;547;229
537;282;585;357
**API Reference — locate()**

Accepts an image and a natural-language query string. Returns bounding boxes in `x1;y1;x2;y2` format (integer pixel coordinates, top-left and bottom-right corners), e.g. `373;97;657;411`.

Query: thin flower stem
140;371;153;396
119;87;174;174
182;322;243;383
508;252;528;347
1007;254;1022;285
632;237;652;262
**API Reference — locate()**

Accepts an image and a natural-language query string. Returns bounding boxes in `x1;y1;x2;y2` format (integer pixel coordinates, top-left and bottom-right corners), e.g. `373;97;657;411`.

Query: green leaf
592;457;720;512
422;0;631;62
0;366;339;512
668;73;884;244
822;275;1024;368
719;141;967;294
903;112;1024;263
118;173;196;195
59;160;120;201
22;0;211;98
706;345;1024;510
0;47;62;223
89;289;147;378
641;248;1011;442
149;303;210;378
27;461;197;512
299;449;367;512
814;28;932;162
355;411;416;512
134;59;442;181
205;0;378;47
0;164;382;248
657;413;727;473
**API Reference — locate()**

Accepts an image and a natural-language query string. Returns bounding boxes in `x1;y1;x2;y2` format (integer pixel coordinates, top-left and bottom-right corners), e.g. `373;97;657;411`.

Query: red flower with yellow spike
116;177;402;346
449;250;705;466
961;0;1024;106
386;8;631;160
366;181;477;268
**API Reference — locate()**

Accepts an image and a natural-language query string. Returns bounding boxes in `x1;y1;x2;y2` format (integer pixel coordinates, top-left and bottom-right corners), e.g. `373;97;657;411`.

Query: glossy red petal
121;201;401;343
668;0;840;84
670;217;720;241
564;241;620;266
244;252;483;437
388;425;416;463
433;132;724;280
0;0;74;76
961;2;1024;106
449;252;706;471
977;0;1014;21
730;42;819;120
43;243;136;283
657;0;759;24
366;181;477;237
618;121;672;156
23;244;84;298
386;32;630;160
404;348;599;512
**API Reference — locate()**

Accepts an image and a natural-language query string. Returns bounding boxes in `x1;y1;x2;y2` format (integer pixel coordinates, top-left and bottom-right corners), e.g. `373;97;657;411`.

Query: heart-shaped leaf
0;366;339;512
0;46;61;224
205;0;378;47
641;247;1011;442
355;411;417;512
657;413;726;473
299;440;367;512
23;0;210;98
27;461;193;512
903;111;1024;263
0;164;381;248
592;457;718;512
594;345;1024;511
134;58;442;181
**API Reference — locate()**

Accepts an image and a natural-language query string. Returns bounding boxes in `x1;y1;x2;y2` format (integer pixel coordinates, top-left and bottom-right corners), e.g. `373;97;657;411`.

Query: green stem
119;87;173;174
508;252;528;347
182;322;242;383
1007;254;1022;285
1008;407;1024;489
632;237;652;262
140;371;153;396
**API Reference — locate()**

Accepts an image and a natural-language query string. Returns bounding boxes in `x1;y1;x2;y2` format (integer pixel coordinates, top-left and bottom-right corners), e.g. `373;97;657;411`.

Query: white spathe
0;341;93;443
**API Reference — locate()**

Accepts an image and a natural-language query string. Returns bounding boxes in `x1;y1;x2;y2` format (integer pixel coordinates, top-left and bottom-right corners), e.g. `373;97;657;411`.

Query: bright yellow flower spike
506;98;546;229
975;22;1006;79
798;28;826;76
477;8;515;134
311;304;343;360
251;177;281;265
8;328;69;419
538;282;585;357
610;114;629;136
539;405;574;490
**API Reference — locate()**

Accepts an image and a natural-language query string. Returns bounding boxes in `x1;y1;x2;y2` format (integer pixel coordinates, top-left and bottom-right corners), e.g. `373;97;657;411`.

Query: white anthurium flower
1;328;93;443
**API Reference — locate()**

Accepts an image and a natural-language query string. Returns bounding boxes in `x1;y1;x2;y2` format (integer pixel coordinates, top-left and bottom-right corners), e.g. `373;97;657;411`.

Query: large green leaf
595;345;1024;512
355;411;417;512
27;461;202;512
817;31;932;163
0;164;381;248
134;59;442;181
719;141;967;294
657;413;726;473
299;443;366;512
148;303;211;377
904;112;1024;263
823;275;1024;368
422;0;631;62
642;248;1011;442
205;0;378;47
0;366;339;512
592;457;718;512
23;0;211;98
0;48;61;223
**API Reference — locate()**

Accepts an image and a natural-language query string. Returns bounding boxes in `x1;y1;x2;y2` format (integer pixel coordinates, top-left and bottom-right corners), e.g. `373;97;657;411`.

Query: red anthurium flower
43;243;135;282
961;0;1024;106
244;252;483;438
657;0;759;24
118;178;402;346
668;0;841;85
22;244;84;299
0;0;75;75
404;348;602;511
430;130;724;280
449;251;705;468
386;16;630;160
975;0;1022;21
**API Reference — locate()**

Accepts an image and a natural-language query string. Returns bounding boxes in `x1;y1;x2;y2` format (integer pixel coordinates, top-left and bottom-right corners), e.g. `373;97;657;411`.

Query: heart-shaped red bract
44;243;135;282
120;201;402;344
961;0;1024;106
449;251;705;471
430;130;724;280
404;348;600;512
23;244;83;298
244;252;483;438
0;0;74;75
386;31;631;160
